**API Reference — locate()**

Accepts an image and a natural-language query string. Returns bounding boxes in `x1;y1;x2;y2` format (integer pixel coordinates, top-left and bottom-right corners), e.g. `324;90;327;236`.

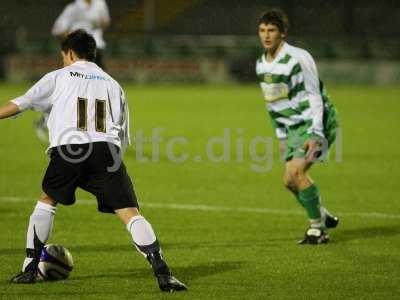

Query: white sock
310;218;324;229
22;201;56;271
126;215;160;256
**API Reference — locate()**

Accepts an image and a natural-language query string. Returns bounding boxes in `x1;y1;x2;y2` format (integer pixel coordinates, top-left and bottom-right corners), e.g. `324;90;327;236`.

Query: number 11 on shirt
77;97;106;133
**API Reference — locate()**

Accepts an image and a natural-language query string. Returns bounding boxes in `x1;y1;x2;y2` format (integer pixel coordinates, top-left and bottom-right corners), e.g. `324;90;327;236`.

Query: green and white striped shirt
256;42;325;140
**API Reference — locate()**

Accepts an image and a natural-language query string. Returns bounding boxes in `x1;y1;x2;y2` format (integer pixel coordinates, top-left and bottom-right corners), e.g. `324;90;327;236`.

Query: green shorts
284;104;339;161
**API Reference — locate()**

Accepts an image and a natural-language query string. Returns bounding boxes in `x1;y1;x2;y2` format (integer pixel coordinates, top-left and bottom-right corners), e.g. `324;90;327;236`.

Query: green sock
297;184;321;219
294;192;304;208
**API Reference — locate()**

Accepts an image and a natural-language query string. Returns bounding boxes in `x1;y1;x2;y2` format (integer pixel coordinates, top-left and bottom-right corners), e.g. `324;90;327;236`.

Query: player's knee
284;166;304;189
283;172;296;190
115;207;141;225
40;192;57;207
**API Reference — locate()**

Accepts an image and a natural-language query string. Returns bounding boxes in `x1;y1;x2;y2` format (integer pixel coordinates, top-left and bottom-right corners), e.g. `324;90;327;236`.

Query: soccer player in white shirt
35;0;111;142
0;30;187;291
256;10;340;244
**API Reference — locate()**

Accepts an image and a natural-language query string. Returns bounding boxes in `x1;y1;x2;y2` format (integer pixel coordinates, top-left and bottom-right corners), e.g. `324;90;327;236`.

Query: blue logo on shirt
70;72;110;81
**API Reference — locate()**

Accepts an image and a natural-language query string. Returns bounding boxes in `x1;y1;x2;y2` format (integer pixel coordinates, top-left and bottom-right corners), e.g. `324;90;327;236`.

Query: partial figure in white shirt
1;30;187;292
35;0;110;143
52;0;110;69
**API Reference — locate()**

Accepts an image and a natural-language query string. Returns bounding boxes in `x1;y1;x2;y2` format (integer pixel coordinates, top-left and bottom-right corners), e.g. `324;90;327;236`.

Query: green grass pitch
0;83;399;299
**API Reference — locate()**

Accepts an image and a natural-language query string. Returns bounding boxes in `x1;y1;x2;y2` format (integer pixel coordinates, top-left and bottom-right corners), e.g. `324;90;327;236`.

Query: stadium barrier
5;55;231;83
4;55;400;85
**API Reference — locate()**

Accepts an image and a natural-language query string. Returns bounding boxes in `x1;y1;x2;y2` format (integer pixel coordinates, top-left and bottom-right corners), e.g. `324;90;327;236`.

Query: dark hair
258;9;289;34
61;29;97;61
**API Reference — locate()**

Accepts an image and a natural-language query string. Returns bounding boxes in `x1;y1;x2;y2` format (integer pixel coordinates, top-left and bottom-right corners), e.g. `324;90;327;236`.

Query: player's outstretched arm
0;102;20;119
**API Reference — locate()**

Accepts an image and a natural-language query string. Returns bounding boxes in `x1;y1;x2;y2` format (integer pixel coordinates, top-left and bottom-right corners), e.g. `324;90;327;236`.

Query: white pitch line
1;196;400;220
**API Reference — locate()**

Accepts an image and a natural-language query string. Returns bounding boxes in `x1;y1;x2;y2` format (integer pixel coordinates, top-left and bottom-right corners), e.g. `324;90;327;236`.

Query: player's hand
303;138;322;163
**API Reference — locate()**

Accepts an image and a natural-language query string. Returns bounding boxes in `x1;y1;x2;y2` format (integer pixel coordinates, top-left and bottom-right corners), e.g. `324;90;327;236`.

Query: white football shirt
12;61;130;153
52;0;110;49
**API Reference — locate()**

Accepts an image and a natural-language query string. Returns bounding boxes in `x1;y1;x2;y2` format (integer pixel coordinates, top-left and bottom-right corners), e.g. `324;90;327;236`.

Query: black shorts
42;142;138;213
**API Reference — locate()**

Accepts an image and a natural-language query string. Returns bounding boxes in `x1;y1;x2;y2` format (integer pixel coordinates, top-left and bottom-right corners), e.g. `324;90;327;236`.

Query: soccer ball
37;244;74;281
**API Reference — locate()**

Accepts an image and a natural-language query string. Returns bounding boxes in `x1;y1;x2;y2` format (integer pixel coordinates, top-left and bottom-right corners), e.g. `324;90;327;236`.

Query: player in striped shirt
256;9;340;244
